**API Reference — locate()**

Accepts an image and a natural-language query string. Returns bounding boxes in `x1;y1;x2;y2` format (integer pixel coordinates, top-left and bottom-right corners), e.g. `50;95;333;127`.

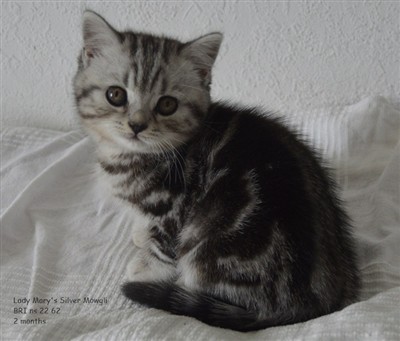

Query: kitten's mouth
123;133;146;144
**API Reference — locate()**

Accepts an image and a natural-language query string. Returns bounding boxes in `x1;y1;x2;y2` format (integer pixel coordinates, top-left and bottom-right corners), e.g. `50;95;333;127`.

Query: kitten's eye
106;86;127;107
156;96;178;116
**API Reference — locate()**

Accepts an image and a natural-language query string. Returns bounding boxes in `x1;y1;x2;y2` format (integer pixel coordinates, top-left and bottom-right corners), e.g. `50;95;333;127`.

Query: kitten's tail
122;282;298;331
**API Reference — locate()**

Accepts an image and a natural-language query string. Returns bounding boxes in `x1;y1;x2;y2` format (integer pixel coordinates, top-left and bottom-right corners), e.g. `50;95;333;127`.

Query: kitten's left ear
182;32;223;84
81;10;122;65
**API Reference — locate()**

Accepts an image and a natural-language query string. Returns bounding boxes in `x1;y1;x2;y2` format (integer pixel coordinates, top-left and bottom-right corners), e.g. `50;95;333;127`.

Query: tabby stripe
161;217;178;237
141;186;174;203
150;237;176;260
117;175;177;205
161;77;168;94
135;37;143;87
117;193;138;205
112;153;139;160
150;225;175;246
76;85;101;102
149;66;162;92
123;71;129;87
132;60;139;86
100;162;132;174
141;35;159;92
141;199;173;216
138;35;149;91
149;246;175;265
128;33;139;87
129;33;138;52
162;39;176;64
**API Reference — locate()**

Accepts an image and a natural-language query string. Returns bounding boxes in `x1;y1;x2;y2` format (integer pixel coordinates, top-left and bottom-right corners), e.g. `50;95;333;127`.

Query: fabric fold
1;96;399;340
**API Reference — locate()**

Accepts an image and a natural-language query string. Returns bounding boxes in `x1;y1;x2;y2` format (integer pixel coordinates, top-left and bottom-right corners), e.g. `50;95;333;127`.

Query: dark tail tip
122;281;176;311
121;281;266;331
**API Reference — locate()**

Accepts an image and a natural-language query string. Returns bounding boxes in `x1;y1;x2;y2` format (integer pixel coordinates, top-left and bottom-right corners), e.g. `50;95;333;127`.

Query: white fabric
1;96;399;340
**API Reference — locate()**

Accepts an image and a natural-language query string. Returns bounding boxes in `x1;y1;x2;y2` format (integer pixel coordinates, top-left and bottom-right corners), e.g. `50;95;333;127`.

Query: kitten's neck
97;144;187;204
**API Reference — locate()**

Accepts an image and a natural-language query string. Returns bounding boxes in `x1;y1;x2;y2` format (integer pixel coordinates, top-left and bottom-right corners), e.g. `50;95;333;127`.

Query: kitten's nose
128;122;148;135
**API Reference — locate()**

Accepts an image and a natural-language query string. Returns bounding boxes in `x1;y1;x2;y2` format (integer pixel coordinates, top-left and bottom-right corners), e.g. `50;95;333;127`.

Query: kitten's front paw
126;248;177;282
131;229;149;248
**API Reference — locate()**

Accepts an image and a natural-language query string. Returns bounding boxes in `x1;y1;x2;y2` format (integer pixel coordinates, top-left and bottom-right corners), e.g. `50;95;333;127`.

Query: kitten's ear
81;11;122;65
182;32;223;84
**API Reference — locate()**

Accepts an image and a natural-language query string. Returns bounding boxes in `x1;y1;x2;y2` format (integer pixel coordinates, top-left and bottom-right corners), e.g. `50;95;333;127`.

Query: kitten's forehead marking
123;71;129;87
126;34;181;94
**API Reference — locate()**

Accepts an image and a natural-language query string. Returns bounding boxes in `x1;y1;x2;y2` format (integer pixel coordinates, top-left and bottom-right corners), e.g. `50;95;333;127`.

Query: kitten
73;11;360;331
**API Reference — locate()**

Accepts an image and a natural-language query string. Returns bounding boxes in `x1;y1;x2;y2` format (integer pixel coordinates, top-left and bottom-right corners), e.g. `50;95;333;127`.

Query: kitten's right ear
82;11;122;65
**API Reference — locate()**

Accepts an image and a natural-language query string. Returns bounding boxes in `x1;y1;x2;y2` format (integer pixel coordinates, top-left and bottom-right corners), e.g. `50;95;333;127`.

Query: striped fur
74;11;360;331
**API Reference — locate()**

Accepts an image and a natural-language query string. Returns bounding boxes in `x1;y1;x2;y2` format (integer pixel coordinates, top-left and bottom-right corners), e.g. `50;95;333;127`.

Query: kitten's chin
95;134;152;155
118;138;152;153
122;135;166;154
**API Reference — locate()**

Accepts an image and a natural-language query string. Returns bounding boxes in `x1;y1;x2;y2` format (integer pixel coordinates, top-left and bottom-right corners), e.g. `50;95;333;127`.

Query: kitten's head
73;11;222;155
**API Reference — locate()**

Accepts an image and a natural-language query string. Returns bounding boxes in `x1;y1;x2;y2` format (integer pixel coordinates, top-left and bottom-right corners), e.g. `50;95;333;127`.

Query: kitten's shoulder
202;102;326;178
207;101;304;151
208;102;293;134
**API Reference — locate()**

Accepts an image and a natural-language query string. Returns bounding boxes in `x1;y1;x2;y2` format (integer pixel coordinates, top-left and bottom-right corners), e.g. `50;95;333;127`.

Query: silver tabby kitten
74;11;360;331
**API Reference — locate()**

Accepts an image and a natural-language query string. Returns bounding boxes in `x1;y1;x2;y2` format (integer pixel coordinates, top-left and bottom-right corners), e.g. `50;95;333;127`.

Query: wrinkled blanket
1;96;399;340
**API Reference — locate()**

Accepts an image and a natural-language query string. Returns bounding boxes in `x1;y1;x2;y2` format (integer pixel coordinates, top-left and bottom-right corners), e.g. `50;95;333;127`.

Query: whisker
158;137;187;193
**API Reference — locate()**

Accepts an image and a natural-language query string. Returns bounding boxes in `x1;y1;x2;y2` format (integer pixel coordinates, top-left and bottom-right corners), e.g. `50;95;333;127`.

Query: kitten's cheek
84;120;113;142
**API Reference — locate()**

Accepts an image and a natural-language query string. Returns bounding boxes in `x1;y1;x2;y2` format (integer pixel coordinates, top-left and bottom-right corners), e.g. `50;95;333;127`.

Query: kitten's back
124;103;360;330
